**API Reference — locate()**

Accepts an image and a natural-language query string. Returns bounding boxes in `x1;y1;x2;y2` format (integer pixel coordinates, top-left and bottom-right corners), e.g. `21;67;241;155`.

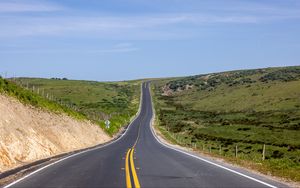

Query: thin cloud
93;48;139;53
0;14;260;38
0;1;300;39
0;1;63;12
114;43;134;48
0;43;139;54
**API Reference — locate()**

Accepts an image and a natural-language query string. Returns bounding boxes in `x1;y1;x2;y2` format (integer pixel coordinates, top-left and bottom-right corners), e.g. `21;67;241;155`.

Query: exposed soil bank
0;94;110;172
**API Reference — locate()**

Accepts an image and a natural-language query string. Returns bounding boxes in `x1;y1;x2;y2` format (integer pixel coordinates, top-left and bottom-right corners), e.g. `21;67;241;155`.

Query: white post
262;144;266;161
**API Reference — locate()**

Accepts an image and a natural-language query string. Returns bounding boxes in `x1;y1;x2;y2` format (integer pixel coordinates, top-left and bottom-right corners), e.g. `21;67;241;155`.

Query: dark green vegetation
0;77;84;120
14;78;141;135
152;66;300;182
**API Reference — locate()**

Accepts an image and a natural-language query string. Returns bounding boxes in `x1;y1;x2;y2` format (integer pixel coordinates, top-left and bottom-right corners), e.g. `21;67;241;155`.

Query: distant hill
152;66;300;182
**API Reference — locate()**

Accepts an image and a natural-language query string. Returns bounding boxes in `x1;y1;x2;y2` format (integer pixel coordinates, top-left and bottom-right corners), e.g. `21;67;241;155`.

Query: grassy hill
152;66;300;182
0;76;112;172
0;77;84;120
14;78;141;135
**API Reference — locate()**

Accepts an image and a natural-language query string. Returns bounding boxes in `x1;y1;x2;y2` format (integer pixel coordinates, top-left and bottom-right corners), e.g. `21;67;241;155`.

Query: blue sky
1;0;300;81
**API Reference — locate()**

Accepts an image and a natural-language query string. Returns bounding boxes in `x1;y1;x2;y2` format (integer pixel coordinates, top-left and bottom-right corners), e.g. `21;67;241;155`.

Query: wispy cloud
213;2;300;21
0;14;261;39
0;0;63;12
114;43;134;48
90;43;139;53
0;43;139;54
0;1;299;40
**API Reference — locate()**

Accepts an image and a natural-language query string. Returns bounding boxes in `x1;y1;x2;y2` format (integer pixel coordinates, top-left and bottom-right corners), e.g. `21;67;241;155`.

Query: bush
271;150;284;159
237;127;251;131
260;68;300;82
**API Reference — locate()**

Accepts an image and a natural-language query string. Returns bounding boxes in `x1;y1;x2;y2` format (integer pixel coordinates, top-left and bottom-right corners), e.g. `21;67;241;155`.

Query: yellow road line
133;106;148;148
125;100;146;188
130;148;141;188
125;149;132;188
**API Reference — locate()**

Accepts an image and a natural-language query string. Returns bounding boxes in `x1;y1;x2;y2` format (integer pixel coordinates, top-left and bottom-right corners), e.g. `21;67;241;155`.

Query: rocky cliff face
0;94;110;172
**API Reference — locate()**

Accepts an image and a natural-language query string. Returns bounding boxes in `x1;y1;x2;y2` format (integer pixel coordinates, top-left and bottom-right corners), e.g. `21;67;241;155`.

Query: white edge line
3;82;144;188
148;83;278;188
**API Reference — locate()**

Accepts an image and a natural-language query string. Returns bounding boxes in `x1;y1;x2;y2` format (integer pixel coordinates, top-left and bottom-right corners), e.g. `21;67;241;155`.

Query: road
4;82;287;188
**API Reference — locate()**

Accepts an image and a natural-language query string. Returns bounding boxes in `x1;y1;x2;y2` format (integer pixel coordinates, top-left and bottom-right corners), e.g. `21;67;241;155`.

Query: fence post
235;145;238;158
219;145;222;155
262;144;266;161
209;145;211;153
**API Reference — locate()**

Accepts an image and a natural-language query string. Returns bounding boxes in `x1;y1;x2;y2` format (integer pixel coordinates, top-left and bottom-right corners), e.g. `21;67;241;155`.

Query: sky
1;0;300;81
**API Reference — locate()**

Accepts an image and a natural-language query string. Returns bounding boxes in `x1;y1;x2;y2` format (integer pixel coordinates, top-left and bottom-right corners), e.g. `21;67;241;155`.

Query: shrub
260;68;300;82
271;150;284;159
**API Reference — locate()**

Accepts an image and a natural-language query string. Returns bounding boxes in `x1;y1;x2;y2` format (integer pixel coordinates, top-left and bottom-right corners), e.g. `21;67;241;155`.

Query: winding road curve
4;82;287;188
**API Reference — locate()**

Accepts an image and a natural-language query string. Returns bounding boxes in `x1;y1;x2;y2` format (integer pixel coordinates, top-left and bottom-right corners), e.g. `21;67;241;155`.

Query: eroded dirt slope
0;94;110;172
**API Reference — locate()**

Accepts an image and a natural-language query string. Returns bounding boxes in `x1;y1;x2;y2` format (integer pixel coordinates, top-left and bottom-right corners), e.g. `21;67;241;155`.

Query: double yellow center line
125;148;140;188
125;91;148;188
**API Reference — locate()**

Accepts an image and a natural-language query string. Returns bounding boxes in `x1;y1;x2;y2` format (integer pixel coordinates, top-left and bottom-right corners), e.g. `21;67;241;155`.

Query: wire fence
6;76;80;112
3;74;112;123
167;131;273;162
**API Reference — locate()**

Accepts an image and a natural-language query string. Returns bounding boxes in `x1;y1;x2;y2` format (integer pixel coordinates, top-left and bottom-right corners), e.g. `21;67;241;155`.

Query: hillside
13;78;141;135
152;66;300;181
0;77;110;172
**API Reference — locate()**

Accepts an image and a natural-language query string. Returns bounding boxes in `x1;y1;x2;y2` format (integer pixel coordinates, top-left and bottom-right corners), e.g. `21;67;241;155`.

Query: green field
14;78;141;135
152;66;300;182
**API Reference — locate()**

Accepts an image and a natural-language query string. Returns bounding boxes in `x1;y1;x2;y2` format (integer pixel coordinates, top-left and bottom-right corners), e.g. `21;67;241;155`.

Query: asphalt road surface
4;82;288;188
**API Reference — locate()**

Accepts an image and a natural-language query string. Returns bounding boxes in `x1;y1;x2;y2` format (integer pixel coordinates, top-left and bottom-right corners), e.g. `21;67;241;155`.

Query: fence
168;132;268;161
9;78;79;112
